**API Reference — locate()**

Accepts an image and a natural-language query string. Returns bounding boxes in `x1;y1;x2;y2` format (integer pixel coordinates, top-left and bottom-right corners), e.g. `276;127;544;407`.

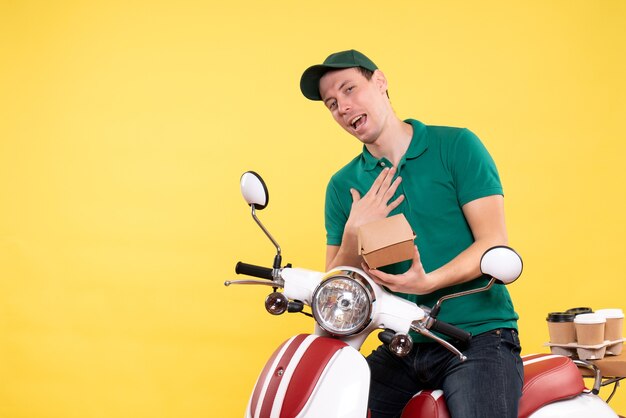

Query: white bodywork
281;267;324;305
294;344;369;417
529;392;618;417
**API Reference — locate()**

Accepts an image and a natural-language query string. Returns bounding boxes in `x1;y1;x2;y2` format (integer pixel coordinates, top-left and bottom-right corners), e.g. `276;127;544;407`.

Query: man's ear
372;69;388;94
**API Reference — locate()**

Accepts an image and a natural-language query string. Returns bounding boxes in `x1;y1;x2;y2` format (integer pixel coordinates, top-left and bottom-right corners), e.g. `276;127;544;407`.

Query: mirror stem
430;278;495;318
251;204;282;257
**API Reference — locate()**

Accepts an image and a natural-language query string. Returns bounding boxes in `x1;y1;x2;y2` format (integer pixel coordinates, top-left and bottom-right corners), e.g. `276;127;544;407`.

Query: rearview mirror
240;171;269;209
480;246;523;284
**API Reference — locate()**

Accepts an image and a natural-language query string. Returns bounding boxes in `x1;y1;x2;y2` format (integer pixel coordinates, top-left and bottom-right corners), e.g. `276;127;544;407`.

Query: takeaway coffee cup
596;309;624;355
574;313;606;346
546;312;576;344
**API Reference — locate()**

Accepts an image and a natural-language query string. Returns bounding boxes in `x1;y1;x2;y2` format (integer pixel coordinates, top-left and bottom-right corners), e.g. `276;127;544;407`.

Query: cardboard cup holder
545;339;625;360
607;340;624;356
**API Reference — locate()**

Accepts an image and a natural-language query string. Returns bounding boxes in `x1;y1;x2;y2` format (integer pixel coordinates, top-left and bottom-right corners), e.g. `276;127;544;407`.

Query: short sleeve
324;179;348;246
450;129;503;206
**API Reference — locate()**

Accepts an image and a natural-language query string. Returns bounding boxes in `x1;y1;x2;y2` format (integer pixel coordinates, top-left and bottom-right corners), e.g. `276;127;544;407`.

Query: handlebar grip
430;319;472;343
235;262;274;280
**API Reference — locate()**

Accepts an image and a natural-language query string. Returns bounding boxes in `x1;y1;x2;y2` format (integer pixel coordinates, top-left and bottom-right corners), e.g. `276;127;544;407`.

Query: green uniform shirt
325;119;518;342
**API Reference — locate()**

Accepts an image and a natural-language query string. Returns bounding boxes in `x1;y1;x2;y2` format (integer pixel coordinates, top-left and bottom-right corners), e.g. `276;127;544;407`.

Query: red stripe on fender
280;337;349;418
257;334;309;418
250;338;290;418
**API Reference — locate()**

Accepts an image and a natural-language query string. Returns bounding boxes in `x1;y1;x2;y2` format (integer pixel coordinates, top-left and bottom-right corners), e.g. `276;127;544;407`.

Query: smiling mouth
351;114;366;130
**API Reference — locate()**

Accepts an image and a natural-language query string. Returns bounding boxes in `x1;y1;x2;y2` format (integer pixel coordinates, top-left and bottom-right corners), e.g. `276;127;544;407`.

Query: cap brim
300;63;355;101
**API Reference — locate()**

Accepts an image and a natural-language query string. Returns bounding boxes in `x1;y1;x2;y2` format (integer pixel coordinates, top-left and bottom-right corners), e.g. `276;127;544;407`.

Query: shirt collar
362;119;429;171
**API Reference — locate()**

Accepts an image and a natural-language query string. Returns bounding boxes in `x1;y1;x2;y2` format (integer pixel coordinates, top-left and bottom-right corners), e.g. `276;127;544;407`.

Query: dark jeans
366;328;523;418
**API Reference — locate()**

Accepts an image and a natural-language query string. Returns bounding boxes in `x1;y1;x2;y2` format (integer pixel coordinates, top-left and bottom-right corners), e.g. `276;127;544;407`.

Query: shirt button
380;162;386;167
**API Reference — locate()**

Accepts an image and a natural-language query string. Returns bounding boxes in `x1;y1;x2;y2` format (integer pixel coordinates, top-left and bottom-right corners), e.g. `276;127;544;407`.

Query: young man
300;50;523;418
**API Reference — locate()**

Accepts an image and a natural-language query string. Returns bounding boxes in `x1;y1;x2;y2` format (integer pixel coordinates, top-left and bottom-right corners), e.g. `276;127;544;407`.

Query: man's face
319;67;389;144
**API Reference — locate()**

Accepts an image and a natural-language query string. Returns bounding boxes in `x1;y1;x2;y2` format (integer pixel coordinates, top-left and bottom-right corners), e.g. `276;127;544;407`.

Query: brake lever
224;279;283;287
411;321;467;362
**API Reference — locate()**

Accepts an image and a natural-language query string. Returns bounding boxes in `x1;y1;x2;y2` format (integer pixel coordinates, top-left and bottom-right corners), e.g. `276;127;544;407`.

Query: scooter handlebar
235;262;274;280
429;318;472;343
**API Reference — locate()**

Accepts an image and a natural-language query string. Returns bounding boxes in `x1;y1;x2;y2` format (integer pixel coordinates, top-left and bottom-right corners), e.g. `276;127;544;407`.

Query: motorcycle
225;171;623;418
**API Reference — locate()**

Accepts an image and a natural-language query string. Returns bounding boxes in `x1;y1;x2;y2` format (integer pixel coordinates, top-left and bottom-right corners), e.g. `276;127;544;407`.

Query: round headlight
311;270;374;336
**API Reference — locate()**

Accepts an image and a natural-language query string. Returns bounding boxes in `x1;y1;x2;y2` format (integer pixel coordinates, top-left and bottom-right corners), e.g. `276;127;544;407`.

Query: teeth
351;115;363;129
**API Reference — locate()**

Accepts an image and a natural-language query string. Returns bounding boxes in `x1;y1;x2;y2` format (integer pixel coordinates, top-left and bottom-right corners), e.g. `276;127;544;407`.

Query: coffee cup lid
595;309;624;319
574;313;606;324
547;312;575;322
565;307;593;315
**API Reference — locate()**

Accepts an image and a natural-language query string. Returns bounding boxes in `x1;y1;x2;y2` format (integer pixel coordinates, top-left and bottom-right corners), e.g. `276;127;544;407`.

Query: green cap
300;49;378;101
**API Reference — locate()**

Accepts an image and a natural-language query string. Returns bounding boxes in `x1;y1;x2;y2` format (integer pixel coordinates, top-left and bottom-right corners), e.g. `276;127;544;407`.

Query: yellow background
1;1;625;417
